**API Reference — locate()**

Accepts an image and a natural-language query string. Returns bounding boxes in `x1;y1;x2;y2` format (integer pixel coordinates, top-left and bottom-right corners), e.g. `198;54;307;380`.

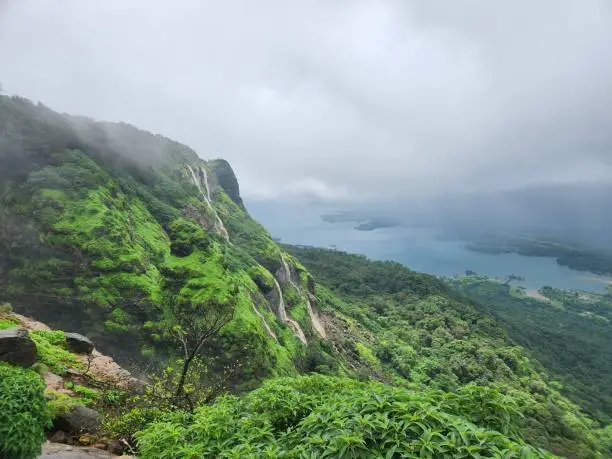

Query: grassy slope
0;96;315;386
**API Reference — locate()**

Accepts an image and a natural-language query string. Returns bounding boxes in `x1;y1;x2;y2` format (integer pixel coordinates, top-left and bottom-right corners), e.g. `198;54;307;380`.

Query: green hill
0;95;609;457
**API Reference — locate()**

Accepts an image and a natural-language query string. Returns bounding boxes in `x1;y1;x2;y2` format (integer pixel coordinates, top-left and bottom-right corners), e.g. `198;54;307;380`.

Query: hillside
450;274;612;424
0;95;609;457
286;245;610;458
0;95;330;388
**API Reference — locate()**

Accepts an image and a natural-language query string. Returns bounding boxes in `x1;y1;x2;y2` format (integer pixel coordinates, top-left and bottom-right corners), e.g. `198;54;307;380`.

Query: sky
1;0;612;202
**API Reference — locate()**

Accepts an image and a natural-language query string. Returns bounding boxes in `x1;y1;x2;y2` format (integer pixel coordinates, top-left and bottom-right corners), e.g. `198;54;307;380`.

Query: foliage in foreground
0;363;52;459
136;374;553;458
286;245;601;457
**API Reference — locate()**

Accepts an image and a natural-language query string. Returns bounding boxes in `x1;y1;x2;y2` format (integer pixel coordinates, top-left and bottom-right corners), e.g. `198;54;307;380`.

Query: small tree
162;277;239;406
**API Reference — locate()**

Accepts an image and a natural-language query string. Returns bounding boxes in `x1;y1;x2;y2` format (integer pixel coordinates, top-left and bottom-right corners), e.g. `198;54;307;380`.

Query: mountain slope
0;95;608;457
450;274;612;425
0;95;327;386
285;245;606;457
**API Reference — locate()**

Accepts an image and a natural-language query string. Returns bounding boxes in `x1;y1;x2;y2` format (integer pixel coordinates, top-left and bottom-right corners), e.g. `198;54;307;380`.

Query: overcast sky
1;1;611;201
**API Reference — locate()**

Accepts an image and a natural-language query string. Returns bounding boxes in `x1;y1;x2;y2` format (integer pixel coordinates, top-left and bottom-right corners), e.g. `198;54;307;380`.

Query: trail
280;254;326;338
272;276;307;344
185;164;229;241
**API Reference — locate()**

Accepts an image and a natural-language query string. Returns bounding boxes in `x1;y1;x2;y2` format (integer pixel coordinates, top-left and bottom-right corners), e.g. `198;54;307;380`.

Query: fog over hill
1;0;612;204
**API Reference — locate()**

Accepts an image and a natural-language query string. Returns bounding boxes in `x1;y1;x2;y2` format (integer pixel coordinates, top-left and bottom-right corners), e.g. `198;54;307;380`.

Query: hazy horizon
2;0;612;204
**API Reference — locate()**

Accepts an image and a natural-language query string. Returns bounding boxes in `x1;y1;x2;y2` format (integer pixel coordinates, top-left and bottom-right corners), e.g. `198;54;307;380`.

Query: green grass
0;317;18;330
28;330;83;375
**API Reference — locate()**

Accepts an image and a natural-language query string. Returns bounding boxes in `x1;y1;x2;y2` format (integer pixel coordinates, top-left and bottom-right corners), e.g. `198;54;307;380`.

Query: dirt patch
525;289;550;302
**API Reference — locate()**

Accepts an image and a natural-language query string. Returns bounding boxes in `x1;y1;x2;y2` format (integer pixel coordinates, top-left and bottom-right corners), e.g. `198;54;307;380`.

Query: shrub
0;363;52;459
136;374;555;458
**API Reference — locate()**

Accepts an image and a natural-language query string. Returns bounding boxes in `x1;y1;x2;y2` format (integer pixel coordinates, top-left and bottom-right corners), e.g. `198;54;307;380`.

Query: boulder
65;333;94;354
107;440;125;455
54;404;102;435
0;327;37;367
49;430;69;444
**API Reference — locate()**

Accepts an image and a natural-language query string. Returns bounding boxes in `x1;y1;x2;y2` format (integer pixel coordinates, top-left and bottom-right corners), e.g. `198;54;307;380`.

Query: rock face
65;333;94;354
0;327;37;367
53;404;102;435
208;158;246;210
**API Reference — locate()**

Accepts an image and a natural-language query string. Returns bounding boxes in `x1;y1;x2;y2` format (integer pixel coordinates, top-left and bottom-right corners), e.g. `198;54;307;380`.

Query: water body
248;200;610;293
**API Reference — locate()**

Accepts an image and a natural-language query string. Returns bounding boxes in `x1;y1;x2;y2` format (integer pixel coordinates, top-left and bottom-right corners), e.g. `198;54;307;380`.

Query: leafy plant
0;363;52;459
136;374;555;458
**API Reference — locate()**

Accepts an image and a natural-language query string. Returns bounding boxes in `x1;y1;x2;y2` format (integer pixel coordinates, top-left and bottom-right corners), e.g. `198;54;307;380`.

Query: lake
248;200;611;293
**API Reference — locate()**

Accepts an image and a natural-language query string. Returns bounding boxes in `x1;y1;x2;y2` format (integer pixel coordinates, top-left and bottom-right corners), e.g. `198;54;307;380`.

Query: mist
1;1;611;202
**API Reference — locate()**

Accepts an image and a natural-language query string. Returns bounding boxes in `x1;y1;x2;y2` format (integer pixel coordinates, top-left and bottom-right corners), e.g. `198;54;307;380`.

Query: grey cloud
1;0;611;200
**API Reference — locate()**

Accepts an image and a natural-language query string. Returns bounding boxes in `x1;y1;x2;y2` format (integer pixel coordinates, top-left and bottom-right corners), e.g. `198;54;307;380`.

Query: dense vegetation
286;245;608;457
0;95;317;387
137;374;552;458
0;363;51;459
450;274;612;425
1;95;610;457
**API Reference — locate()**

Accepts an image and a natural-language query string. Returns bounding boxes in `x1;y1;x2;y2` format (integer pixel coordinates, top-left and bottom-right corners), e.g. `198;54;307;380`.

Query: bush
0;363;52;459
136;374;554;458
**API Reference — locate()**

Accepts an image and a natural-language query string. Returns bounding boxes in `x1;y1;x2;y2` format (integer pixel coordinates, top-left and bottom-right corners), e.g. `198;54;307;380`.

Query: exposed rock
49;430;69;444
65;333;95;354
208;158;245;210
0;327;37;367
107;440;125;456
44;371;65;391
39;443;112;458
77;349;143;392
13;313;51;330
54;404;102;435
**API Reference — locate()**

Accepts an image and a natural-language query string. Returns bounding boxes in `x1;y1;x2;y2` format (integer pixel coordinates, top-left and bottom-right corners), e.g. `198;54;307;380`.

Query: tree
162;276;239;407
503;274;525;285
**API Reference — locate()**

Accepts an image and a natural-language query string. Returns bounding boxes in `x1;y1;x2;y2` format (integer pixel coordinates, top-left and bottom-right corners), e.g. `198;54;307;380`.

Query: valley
0;95;610;458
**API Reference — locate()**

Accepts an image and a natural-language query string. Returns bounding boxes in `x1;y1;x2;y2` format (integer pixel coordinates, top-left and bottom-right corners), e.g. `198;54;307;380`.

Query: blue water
248;201;611;293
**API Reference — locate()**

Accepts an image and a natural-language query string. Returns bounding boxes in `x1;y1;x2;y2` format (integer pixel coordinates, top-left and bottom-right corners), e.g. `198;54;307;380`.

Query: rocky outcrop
185;164;230;241
208;159;246;210
78;349;143;392
53;404;102;435
65;333;94;354
0;327;37;367
278;255;326;339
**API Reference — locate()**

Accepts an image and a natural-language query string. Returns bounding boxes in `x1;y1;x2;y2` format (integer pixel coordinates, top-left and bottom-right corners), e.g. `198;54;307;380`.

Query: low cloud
1;0;611;201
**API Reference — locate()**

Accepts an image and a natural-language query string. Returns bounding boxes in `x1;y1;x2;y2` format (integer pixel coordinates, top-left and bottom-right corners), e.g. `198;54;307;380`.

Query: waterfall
271;277;288;322
305;296;327;338
186;165;202;194
287;317;308;345
198;166;212;201
272;276;307;344
251;304;277;340
185;165;229;241
280;254;326;338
